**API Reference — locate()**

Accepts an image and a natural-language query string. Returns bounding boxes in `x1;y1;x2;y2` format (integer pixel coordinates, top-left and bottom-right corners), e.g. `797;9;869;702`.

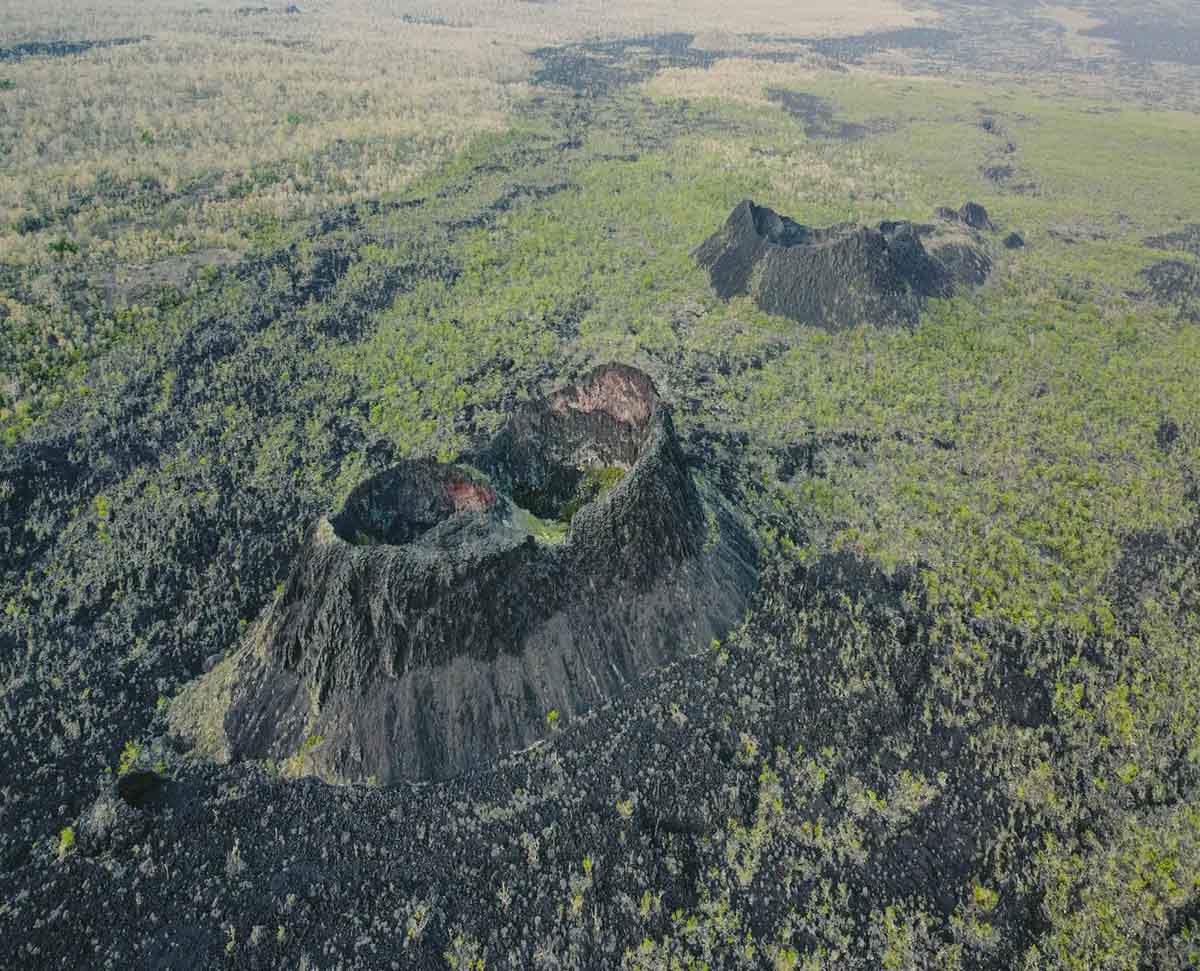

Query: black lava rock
1156;417;1180;451
957;201;994;231
76;783;152;856
116;770;167;810
1140;259;1200;320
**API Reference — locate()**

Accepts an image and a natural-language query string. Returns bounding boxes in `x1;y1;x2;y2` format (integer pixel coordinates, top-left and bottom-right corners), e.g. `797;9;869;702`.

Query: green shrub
57;826;75;861
117;740;141;776
47;237;78;257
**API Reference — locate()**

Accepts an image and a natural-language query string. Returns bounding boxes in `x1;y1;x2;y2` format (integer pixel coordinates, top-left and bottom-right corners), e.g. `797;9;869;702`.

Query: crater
330;463;499;548
479;361;654;516
170;365;757;783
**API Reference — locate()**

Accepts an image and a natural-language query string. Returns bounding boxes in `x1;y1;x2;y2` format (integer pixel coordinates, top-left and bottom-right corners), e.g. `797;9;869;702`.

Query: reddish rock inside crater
548;363;658;428
444;478;498;514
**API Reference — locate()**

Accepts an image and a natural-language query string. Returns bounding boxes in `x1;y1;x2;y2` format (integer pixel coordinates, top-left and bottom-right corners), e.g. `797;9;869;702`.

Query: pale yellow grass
0;0;940;273
645;58;824;108
0;2;534;272
686;135;920;219
390;0;938;43
1;0;939;48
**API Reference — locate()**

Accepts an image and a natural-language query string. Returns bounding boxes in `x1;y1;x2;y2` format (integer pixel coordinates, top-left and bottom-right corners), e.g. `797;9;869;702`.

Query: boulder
957;201;994;231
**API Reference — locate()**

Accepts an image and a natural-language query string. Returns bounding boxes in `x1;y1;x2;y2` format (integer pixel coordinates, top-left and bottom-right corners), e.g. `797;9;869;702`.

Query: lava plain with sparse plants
2;1;1200;968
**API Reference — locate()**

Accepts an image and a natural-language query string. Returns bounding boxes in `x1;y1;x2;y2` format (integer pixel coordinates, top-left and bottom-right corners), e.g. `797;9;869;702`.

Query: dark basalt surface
983;163;1014;184
530;33;812;95
939;200;995;231
766;89;876;140
801;27;956;63
695;200;992;330
746;27;956;64
1082;14;1200;67
0;37;145;62
171;364;758;783
1146;224;1200;258
1140;259;1200;321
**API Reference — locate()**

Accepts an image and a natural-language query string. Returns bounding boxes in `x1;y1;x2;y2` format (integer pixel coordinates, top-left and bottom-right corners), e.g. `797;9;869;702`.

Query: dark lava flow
1146;224;1200;258
0;37;144;62
766;89;888;140
1140;259;1200;321
1082;13;1200;67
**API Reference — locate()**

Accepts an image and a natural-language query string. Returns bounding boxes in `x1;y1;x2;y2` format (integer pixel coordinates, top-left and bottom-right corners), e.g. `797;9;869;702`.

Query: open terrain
2;1;1200;968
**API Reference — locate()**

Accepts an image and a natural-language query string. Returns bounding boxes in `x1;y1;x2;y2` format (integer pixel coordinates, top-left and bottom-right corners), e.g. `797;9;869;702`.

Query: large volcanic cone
171;364;757;783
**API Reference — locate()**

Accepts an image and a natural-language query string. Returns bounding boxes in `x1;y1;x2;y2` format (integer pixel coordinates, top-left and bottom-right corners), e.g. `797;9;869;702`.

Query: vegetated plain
2;1;1200;968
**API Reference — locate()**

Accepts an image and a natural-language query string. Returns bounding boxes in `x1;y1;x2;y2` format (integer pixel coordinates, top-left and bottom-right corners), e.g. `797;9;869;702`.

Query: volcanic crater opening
330;463;498;547
749;202;839;248
477;364;658;522
331;366;663;548
171;363;759;784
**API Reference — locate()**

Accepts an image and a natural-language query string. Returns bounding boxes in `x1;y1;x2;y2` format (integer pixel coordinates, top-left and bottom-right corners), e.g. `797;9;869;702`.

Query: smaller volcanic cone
696;200;992;330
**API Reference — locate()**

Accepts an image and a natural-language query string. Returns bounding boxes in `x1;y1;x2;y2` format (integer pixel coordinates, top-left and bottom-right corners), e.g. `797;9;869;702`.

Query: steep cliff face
695;200;993;329
171;364;758;783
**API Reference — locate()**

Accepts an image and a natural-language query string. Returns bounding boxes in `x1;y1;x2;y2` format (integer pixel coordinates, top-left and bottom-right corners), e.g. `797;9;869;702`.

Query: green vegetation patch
509;505;569;546
558;465;626;522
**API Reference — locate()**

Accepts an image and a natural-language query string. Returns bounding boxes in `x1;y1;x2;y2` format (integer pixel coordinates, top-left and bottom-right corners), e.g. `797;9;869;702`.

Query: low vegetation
2;0;1199;968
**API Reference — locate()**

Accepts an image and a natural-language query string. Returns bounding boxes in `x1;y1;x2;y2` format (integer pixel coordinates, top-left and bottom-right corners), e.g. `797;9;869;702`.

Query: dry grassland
1;3;535;259
0;0;935;262
402;0;935;39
